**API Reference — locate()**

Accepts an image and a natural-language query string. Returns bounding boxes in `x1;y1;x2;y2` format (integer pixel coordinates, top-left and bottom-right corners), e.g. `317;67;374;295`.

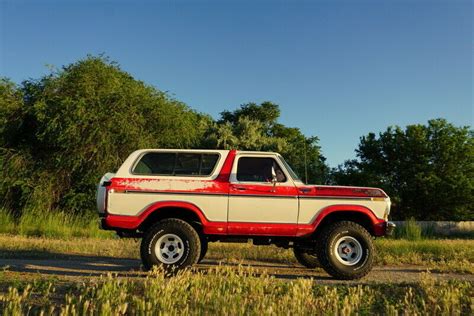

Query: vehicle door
227;154;299;236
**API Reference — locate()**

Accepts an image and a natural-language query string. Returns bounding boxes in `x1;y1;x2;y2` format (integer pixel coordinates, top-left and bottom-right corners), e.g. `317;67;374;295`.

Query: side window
133;153;219;176
133;152;175;175
175;153;200;175
201;154;220;175
236;157;286;182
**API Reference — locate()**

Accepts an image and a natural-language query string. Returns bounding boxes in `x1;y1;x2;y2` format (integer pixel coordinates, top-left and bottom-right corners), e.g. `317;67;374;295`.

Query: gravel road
1;256;472;285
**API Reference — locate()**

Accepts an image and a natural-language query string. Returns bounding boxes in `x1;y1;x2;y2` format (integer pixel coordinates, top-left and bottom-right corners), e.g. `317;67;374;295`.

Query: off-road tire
316;221;374;280
198;237;208;263
140;218;201;272
293;247;320;268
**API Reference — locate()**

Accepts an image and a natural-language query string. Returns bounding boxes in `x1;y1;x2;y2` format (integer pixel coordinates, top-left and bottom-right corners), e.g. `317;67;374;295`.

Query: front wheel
140;218;201;272
316;221;375;280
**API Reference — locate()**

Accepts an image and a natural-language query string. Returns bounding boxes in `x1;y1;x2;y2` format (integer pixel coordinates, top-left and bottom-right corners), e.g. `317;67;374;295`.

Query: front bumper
386;221;396;236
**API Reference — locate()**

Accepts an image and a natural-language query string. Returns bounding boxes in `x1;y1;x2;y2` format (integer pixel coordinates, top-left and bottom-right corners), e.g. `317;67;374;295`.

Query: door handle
233;186;247;191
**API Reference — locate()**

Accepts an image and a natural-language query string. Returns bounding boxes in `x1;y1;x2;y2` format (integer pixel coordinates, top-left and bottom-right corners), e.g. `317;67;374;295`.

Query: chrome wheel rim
334;236;363;266
155;234;184;264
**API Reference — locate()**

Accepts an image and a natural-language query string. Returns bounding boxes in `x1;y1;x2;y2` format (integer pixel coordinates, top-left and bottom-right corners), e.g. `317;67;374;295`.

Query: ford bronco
97;149;395;279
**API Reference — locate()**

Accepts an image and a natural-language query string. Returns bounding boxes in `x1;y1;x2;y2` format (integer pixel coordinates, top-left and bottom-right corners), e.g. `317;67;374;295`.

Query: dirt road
1;255;472;285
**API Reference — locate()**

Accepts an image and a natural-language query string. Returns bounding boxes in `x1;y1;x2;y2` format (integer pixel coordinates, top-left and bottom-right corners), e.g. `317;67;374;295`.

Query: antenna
304;138;308;184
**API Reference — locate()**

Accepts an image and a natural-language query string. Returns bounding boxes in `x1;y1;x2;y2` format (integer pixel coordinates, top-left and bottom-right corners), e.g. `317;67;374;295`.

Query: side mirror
271;166;277;182
271;166;277;191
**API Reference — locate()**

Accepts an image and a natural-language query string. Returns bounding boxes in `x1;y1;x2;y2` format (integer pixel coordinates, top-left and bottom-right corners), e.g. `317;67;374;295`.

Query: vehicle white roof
134;149;229;154
134;149;279;155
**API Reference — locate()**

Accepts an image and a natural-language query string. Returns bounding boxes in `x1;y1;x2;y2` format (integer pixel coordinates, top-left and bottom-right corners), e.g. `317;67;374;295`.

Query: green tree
0;56;209;215
219;101;280;130
0;79;35;214
209;102;329;184
332;119;474;220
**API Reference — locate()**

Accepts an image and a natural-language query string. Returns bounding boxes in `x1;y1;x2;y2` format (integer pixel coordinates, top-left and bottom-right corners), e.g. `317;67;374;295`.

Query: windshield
278;155;302;182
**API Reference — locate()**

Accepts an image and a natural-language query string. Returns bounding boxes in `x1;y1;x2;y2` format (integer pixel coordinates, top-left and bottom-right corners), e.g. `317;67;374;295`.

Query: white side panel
107;192;228;221
298;198;388;224
228;196;298;223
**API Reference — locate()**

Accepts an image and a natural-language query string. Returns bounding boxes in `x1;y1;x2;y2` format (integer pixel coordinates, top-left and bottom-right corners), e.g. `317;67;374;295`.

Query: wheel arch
137;201;207;233
309;205;384;237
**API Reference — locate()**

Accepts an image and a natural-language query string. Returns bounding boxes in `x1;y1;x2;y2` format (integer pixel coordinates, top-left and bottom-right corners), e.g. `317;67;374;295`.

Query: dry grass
0;235;473;314
0;268;472;315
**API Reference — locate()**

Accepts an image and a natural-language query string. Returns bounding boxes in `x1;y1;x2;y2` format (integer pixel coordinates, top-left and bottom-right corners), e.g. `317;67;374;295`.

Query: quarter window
133;152;219;176
236;157;286;182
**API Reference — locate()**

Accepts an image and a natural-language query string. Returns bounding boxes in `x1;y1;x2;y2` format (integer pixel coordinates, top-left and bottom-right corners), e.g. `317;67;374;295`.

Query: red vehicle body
98;149;395;279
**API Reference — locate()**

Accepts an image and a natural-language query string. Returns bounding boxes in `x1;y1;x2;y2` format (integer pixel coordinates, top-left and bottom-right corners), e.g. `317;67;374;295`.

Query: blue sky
0;0;472;167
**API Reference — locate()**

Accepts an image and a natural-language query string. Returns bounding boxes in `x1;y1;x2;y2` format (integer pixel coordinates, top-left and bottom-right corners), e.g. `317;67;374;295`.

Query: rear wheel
293;247;319;268
140;218;201;272
316;221;374;280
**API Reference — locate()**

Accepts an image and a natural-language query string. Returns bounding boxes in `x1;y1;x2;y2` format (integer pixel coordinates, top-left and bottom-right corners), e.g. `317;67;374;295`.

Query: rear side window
132;152;219;176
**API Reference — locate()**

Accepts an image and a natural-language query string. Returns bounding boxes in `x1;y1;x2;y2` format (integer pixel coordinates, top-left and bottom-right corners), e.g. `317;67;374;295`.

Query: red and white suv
97;149;395;279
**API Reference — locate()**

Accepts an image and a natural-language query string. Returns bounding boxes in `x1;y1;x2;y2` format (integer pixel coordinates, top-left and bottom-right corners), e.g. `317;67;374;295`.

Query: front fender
296;205;386;237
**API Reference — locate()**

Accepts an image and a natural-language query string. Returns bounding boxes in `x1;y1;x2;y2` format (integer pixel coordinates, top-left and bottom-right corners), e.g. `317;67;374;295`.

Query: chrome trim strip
124;189;373;200
125;190;297;199
230;194;298;199
299;196;373;201
125;190;228;197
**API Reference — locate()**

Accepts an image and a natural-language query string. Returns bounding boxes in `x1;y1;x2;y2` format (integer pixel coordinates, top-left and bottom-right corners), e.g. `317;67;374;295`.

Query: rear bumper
99;218;114;230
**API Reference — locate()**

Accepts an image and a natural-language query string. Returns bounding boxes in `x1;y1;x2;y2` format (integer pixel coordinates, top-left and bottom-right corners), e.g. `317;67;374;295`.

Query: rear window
132;152;219;176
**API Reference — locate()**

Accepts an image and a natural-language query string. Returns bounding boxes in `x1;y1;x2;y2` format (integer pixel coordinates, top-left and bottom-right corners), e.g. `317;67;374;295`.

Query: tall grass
394;217;422;240
0;211;15;235
0;268;472;315
0;208;112;239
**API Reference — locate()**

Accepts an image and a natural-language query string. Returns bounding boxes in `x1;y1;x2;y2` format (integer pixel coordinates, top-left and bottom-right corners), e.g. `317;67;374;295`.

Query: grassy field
0;210;473;314
0;234;473;314
0;268;472;315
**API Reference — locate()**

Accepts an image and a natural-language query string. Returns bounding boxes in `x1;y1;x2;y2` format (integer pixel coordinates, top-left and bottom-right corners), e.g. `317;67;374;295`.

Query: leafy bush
0;56;210;216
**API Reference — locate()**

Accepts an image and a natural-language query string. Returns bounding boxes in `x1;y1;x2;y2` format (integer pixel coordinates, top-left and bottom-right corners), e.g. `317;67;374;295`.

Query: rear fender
103;200;227;234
